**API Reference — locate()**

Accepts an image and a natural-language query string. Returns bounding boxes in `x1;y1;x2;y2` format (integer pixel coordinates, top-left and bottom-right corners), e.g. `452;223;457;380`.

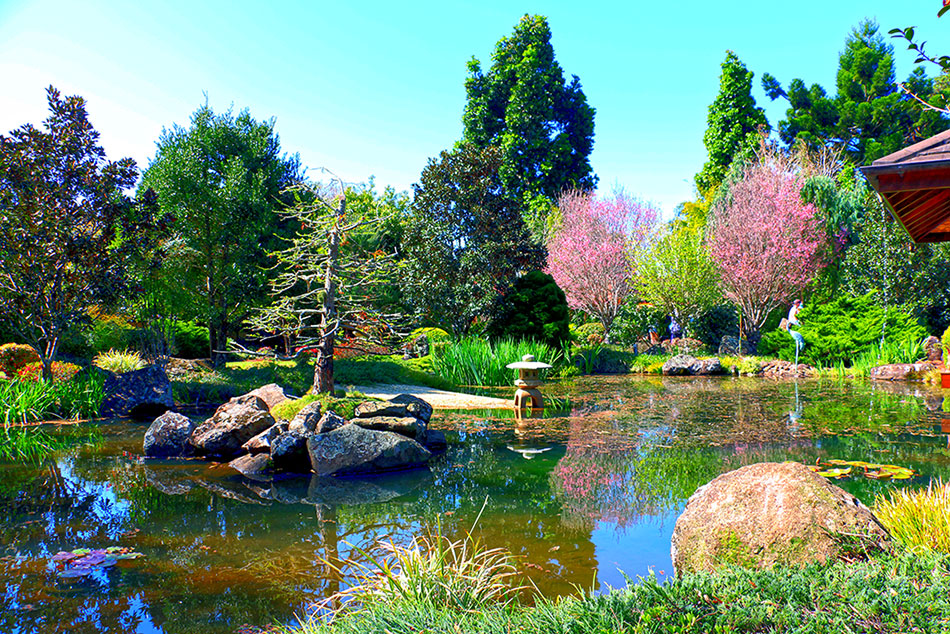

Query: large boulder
228;452;274;479
189;394;276;459
662;355;724;376
924;336;943;364
242;423;287;455
246;384;295;411
869;362;936;381
143;411;196;458
271;430;310;472
671;462;891;575
307;423;432;477
287;401;322;435
316;410;347;434
353;394;433;424
100;365;174;420
352;416;426;440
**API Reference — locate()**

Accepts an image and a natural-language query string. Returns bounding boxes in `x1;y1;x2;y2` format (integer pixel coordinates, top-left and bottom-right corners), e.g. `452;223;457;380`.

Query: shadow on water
2;376;950;633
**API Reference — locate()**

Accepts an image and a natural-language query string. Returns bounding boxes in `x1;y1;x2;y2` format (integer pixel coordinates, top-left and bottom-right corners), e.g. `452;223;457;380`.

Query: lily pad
802;460;916;481
51;546;144;579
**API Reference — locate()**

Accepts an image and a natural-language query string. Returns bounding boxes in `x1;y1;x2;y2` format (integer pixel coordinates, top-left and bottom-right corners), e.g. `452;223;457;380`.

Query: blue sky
0;1;946;217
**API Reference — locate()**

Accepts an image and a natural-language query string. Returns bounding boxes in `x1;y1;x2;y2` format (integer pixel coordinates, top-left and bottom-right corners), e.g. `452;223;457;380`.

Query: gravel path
348;383;511;409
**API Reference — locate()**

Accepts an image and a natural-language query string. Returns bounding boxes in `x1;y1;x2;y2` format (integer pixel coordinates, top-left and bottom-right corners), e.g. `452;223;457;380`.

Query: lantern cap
506;354;552;370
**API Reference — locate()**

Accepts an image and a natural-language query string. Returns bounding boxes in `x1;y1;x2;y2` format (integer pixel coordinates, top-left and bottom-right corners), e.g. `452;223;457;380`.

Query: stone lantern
506;354;551;410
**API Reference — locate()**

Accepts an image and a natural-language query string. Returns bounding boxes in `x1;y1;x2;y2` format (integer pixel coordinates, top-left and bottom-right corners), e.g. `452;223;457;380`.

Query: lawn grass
288;548;950;634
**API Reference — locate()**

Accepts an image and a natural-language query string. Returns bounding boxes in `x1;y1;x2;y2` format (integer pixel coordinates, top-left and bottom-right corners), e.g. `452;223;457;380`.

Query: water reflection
2;376;950;633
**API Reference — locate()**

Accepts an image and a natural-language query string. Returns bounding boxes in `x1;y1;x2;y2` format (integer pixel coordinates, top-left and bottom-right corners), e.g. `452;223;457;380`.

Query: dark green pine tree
695;51;769;194
762;19;950;165
462;14;596;203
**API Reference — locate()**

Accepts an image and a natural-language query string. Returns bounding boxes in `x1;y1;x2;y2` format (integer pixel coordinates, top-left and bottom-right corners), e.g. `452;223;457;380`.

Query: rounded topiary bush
487;271;570;351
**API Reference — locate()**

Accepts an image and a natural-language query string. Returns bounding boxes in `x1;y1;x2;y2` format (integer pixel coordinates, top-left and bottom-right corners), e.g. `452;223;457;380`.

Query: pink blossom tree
546;189;657;338
710;159;829;349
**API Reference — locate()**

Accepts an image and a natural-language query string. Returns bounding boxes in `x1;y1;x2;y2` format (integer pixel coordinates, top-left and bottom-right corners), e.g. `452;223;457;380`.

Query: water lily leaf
51;551;77;562
70;548;91;556
113;552;144;560
58;568;91;578
816;467;852;478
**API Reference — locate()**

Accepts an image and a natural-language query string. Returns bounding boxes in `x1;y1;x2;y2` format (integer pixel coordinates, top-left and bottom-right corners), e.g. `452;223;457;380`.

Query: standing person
788;299;802;327
669;315;682;341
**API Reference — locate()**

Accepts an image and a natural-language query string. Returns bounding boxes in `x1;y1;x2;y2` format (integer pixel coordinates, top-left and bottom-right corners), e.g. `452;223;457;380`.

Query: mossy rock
671;462;891;575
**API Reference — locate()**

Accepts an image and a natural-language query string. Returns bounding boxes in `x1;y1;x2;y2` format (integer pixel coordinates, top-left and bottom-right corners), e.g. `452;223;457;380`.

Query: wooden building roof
860;129;950;243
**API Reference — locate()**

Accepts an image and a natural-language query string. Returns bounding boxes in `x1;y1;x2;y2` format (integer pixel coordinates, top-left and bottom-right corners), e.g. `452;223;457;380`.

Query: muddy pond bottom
2;375;950;634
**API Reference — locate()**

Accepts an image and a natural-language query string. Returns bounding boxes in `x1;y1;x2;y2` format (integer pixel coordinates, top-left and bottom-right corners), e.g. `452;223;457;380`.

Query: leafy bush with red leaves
0;343;40;377
15;361;81;383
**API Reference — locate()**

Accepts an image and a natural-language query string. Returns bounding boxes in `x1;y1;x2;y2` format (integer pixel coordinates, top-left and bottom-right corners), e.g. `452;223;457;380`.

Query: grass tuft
93;349;147;373
431;338;560;387
874;480;950;554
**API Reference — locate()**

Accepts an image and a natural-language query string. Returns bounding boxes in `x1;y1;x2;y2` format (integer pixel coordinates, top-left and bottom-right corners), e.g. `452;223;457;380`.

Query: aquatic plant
804;459;914;481
93;348;147;373
431;338;559;387
315;519;523;621
51;546;144;578
874;480;950;554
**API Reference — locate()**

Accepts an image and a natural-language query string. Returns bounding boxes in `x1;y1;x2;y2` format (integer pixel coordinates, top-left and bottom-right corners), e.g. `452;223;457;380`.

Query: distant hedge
487;271;570;351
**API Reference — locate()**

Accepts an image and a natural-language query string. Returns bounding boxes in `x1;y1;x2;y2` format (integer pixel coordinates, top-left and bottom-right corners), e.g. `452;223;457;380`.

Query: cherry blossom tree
710;159;829;350
546;189;657;338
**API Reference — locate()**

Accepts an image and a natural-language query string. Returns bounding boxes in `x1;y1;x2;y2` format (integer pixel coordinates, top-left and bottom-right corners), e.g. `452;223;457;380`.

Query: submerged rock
671;462;891;575
144;411;196;458
189;394;275;459
307;423;432;477
100;365;174;420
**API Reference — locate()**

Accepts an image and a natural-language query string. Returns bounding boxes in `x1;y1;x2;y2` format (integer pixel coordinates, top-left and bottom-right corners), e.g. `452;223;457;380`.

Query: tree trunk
313;199;343;394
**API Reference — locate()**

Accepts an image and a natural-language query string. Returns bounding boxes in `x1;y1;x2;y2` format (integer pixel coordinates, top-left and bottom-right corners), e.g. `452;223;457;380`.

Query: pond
2;376;950;634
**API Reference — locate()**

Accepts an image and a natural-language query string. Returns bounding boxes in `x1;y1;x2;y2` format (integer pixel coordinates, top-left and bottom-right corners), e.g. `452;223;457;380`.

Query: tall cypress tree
695;51;769;194
462;14;596;203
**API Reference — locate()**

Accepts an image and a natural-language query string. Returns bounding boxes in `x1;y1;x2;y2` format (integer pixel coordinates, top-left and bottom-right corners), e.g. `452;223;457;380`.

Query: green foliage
487;271;570;351
574;322;605;340
0;86;168;378
92;349;147;374
270;392;366;422
695;51;768;193
635;228;721;336
758;292;926;366
610;302;666;347
85;314;135;355
409;328;451;345
140;102;302;362
694;305;738;352
291;547;950;634
402;144;544;335
462;14;596;203
0;370;104;426
0;344;39;378
763;20;949;165
334;356;452;391
943;326;950;364
171;321;210;359
874;481;950;555
431;338;559;387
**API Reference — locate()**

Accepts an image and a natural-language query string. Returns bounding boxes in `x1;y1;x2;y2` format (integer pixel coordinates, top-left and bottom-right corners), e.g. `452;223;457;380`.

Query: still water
2;376;950;634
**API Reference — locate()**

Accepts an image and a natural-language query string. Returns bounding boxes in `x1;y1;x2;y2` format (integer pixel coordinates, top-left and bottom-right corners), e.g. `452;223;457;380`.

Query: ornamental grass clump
93;349;146;374
432;338;559;387
874;480;950;554
316;522;523;621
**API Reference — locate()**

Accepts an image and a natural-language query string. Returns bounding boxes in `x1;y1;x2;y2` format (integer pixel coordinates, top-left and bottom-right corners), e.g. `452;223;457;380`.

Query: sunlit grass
431;338;560;387
874;480;950;555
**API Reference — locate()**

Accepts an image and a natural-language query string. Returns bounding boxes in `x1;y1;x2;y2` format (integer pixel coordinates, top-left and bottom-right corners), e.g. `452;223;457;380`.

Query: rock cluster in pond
142;388;444;478
662;354;725;376
100;365;174;420
868;362;936;382
671;462;891;575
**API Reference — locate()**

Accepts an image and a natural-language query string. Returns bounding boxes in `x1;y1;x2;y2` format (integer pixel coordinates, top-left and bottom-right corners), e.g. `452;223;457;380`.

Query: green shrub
694;304;738;351
0;343;39;377
172;321;210;359
409;327;451;345
93;349;147;374
942;325;950;365
86;314;135;354
575;322;604;339
758;292;926;366
15;361;81;383
487;271;570;351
